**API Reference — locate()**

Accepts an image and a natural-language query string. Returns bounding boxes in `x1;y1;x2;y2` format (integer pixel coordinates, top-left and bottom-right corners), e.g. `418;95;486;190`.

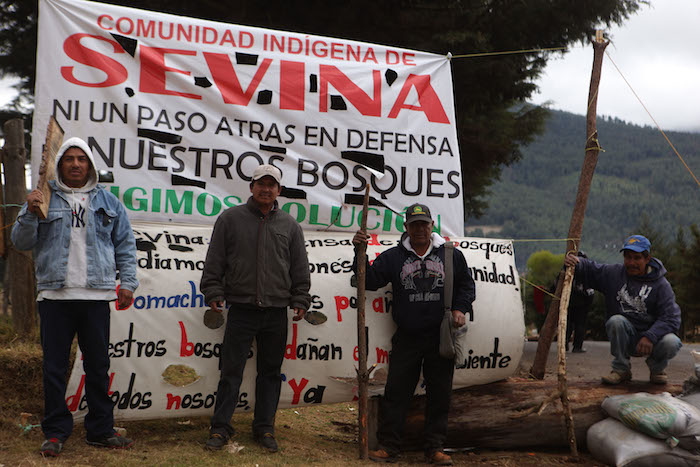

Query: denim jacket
11;181;138;292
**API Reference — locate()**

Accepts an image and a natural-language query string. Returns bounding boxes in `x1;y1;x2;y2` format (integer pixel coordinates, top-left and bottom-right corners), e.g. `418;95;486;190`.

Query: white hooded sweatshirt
39;137;116;302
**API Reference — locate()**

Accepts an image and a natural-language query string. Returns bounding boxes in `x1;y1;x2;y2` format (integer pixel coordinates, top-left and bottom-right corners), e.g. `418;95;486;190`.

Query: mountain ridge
470;109;700;269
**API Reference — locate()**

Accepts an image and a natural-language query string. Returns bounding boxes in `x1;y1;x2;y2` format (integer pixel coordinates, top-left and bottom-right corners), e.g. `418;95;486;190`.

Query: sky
530;0;700;133
0;0;698;133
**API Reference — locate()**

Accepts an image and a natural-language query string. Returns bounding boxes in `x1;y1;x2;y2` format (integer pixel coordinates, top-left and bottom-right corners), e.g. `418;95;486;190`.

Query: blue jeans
39;300;115;442
210;304;287;439
606;314;682;374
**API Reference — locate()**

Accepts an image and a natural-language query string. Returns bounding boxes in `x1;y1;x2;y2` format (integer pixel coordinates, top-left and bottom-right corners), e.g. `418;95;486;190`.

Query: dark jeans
39;300;115;442
210;304;288;438
377;328;454;456
566;306;588;350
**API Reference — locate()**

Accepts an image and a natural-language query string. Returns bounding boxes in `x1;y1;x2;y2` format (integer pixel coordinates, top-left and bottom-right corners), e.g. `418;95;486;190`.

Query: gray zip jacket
200;196;310;310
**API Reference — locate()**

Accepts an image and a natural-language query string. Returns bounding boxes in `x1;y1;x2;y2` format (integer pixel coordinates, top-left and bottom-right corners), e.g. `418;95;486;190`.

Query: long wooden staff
356;184;371;459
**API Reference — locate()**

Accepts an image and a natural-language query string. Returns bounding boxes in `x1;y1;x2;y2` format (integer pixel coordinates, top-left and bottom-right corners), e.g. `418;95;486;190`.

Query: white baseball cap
252;164;282;184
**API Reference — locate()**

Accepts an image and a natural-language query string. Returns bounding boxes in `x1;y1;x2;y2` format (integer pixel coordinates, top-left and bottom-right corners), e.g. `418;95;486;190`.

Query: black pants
566;306;588;350
210;304;287;438
39;300;115;442
377;328;454;456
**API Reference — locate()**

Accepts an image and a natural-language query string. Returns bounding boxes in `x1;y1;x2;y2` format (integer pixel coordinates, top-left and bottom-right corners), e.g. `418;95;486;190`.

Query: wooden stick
529;32;609;379
356;184;371;459
36;116;64;219
509;390;561;419
557;265;577;456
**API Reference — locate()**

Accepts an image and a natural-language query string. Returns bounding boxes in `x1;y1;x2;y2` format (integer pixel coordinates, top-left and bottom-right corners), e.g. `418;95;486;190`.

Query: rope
510;237;579;243
449;46;567;59
604;51;700;189
519;275;559;300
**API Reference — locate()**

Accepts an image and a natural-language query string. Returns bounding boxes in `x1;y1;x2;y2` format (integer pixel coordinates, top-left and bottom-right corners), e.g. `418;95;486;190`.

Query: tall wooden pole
4;118;36;337
530;32;609;379
356;184;371;459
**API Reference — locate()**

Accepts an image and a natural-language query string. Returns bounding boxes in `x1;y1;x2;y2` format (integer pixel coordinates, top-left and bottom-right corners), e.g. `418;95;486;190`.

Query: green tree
669;224;700;340
0;0;647;216
523;250;563;331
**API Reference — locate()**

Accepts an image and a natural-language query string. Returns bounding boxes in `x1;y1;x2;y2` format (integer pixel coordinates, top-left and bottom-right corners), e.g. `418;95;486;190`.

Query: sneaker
572;348;587;353
601;370;632;385
368;448;397;463
255;432;278;452
40;438;63;457
86;432;134;449
205;433;228;451
426;450;453;465
650;371;668;385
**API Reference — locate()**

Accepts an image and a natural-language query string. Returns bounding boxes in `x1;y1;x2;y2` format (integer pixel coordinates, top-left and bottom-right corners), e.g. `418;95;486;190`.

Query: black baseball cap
404;203;432;224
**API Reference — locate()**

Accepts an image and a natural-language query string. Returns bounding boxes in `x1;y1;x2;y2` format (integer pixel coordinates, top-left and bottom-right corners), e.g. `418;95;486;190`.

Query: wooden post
529;32;609;380
4;118;36;337
1;145;6;316
0;146;5;259
356;184;371;459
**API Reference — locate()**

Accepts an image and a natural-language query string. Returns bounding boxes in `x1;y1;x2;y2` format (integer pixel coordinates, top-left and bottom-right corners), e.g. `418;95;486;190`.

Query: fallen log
394;377;682;450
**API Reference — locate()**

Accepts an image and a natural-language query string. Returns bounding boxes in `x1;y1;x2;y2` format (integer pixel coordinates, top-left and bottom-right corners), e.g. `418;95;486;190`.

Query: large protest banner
33;0;464;236
64;225;524;420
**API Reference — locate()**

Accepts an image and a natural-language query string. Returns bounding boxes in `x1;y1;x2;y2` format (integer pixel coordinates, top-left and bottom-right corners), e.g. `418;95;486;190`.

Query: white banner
65;224;524;420
34;0;464;236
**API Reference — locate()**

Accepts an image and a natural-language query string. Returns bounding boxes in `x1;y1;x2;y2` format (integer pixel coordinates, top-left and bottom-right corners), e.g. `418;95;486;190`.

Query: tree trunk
4;119;35;337
398;378;680;450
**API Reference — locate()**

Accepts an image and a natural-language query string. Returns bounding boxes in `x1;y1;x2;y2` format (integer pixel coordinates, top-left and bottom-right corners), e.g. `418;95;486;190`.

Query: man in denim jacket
11;137;138;457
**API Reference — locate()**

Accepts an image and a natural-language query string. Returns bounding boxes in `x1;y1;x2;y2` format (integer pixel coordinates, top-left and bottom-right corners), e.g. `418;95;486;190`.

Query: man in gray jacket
200;164;310;453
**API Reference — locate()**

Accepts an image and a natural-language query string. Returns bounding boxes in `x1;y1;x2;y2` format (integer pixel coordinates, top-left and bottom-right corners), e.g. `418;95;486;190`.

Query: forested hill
470;109;700;270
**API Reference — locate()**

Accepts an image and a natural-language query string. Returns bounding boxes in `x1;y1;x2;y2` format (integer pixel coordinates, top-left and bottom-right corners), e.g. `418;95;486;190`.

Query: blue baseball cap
620;235;651;253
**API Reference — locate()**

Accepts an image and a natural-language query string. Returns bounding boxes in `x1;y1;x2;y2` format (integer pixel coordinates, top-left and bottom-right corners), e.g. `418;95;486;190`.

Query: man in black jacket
200;164;310;452
352;203;475;465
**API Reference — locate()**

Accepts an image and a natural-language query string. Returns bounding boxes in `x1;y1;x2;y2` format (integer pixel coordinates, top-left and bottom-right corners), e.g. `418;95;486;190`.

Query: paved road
518;340;700;385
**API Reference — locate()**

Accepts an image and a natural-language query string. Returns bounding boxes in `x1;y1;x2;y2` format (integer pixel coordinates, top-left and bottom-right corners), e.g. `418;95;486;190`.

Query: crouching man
564;235;682;385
